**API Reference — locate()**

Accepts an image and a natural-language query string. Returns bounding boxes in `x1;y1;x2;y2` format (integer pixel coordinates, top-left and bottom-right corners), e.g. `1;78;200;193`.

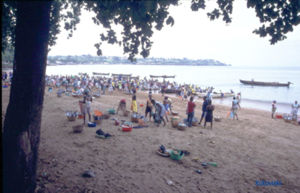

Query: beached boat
165;89;181;94
111;73;132;77
92;72;110;76
78;73;88;76
196;92;234;98
240;79;291;87
130;76;140;79
150;75;175;79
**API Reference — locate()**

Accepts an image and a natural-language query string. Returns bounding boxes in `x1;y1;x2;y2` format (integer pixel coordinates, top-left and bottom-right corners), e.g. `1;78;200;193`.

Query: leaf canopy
2;0;300;60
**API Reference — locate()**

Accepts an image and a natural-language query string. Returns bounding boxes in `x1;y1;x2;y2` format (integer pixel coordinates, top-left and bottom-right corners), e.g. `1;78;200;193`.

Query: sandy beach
2;87;300;193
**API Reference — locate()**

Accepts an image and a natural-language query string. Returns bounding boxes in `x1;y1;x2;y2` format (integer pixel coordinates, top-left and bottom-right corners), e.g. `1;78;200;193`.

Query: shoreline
163;92;292;114
3;65;297;114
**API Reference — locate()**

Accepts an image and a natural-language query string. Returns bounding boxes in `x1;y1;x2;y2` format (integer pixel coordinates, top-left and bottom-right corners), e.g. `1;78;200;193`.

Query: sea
46;64;300;114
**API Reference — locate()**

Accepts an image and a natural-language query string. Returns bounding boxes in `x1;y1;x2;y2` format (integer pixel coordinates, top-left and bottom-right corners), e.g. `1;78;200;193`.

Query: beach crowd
2;72;299;125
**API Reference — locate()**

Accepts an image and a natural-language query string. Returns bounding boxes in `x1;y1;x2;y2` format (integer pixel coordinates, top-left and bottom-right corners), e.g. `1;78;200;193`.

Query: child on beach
186;97;196;127
231;96;241;120
271;100;277;119
131;95;138;115
145;95;153;121
163;96;170;122
80;91;93;125
199;96;208;126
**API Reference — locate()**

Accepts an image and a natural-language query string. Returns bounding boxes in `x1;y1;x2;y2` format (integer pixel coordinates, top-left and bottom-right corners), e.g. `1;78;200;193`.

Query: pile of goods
65;111;78;121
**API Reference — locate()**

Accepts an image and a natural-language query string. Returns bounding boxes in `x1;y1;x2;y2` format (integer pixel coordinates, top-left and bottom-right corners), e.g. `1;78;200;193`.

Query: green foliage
2;1;17;51
247;0;300;44
2;0;300;60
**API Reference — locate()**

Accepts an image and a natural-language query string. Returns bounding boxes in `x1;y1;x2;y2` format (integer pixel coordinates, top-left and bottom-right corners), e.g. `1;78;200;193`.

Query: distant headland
47;55;231;66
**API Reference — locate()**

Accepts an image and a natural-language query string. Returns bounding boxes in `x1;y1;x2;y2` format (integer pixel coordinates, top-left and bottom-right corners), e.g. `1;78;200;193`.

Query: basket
276;114;283;119
171;112;179;116
67;116;76;121
72;125;83;133
192;117;198;126
171;116;180;128
156;150;170;157
108;109;116;115
122;125;132;132
170;150;184;160
177;123;187;131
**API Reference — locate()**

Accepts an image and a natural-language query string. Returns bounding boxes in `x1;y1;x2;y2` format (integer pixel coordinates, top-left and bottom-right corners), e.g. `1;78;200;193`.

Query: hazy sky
49;0;300;67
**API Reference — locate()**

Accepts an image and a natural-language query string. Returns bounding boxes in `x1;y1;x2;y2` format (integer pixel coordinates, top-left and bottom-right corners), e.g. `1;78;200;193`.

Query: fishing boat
111;73;132;77
150;75;175;79
92;72;110;76
130;76;140;79
196;92;235;98
240;79;292;87
165;89;181;94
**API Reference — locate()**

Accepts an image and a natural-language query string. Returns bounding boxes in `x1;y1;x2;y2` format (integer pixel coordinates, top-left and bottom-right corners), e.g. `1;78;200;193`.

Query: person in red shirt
186;97;196;127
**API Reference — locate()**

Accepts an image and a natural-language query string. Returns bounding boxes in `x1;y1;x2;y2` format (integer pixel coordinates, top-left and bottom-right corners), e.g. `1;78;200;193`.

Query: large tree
2;0;299;192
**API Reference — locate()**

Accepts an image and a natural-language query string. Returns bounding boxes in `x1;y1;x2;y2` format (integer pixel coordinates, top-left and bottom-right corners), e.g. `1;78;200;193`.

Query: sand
2;87;300;193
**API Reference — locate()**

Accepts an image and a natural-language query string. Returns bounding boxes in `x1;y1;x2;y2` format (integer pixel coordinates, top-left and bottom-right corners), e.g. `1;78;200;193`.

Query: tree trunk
3;2;51;193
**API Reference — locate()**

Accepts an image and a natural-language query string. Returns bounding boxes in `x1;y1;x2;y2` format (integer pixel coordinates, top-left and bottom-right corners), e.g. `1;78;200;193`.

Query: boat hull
240;80;291;87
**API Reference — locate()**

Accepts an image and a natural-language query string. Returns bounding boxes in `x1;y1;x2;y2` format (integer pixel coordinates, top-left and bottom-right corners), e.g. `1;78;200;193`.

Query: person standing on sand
237;92;242;104
231;96;241;120
145;95;153;121
204;100;214;128
79;91;93;125
271;100;277;119
199;96;208;126
291;100;299;121
186;96;196;127
163;96;170;122
131;95;138;115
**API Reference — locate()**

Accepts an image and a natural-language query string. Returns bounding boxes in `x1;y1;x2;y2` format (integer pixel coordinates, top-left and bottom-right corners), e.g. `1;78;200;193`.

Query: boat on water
92;72;110;76
240;79;292;87
111;73;132;77
150;75;175;79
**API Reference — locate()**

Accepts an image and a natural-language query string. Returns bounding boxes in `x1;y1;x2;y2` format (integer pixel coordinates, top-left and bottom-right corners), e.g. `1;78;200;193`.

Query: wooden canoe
196;92;234;98
150;75;175;79
111;73;132;77
240;79;291;87
92;72;110;76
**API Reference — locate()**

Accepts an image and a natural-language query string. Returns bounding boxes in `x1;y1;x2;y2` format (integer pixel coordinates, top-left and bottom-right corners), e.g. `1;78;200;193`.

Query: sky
48;0;300;67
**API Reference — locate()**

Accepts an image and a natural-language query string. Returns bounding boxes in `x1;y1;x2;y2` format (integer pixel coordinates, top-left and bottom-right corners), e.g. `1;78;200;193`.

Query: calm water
46;64;300;113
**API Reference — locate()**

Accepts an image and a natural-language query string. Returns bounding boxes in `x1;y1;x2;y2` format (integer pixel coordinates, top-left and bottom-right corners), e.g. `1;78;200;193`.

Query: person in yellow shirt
131;95;138;114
